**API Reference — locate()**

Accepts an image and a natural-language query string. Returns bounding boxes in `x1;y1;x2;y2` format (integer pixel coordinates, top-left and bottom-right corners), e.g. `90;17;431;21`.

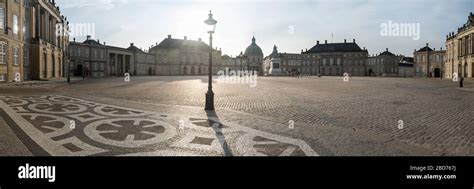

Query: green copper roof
244;36;263;56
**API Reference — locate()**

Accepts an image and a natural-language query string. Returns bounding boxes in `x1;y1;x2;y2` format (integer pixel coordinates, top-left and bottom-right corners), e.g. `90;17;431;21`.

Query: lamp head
204;10;217;33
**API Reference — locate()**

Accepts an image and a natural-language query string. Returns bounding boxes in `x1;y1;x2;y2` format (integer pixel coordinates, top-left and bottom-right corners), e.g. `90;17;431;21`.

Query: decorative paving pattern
0;95;318;156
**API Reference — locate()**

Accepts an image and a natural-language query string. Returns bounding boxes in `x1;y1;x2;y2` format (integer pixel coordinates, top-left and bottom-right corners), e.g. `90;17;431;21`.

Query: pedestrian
460;76;464;88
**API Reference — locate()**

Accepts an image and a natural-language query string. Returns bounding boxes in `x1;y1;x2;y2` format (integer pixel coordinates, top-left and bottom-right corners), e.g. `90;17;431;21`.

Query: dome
244;36;263;56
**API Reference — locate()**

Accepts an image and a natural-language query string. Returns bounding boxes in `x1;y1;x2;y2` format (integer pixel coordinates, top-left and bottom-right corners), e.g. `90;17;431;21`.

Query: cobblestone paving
0;95;317;156
2;76;473;155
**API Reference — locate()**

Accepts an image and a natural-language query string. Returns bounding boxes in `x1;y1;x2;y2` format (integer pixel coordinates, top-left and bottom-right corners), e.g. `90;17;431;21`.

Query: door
77;65;83;77
464;63;468;78
434;68;441;78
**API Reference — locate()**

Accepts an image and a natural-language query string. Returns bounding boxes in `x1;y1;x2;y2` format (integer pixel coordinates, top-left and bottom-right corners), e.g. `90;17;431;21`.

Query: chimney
104;42;106;45
130;43;134;47
426;43;429;47
325;40;327;44
353;39;356;43
317;41;319;45
184;36;187;40
434;48;436;51
97;39;100;44
167;35;171;39
87;35;91;40
386;48;388;52
344;39;347;43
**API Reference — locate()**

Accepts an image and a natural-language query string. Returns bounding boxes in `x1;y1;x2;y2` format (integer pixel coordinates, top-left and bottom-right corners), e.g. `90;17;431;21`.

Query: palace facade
0;0;69;82
445;12;474;79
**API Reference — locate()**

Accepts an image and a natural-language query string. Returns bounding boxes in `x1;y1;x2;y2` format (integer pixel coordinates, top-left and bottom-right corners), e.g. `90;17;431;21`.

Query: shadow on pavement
206;110;234;156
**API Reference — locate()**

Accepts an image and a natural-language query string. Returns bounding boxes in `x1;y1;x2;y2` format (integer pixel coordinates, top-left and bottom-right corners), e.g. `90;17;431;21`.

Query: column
122;54;126;74
114;54;118;76
107;53;111;76
35;6;40;39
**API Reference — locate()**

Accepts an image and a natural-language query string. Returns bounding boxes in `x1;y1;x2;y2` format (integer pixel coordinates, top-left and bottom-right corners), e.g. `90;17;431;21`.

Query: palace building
69;36;155;77
264;39;369;76
0;0;26;82
150;35;222;76
0;0;69;82
27;0;69;80
367;48;403;77
303;39;369;76
413;43;445;78
445;12;474;79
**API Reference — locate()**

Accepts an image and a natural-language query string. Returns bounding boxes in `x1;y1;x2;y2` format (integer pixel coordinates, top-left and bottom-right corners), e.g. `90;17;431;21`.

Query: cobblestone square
1;76;473;156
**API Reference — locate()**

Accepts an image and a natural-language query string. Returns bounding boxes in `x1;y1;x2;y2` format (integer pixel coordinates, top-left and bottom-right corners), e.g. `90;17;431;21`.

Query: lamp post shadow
205;110;234;156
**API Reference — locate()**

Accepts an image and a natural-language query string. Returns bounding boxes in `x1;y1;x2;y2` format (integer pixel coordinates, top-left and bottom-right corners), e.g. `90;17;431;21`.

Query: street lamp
204;10;217;111
67;41;71;83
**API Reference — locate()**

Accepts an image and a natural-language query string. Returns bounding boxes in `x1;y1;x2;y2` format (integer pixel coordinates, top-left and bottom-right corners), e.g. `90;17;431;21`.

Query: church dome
244;36;263;56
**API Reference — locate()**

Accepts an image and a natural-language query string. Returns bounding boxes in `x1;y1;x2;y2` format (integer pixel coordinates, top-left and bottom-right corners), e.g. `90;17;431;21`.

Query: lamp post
67;41;71;83
204;10;217;111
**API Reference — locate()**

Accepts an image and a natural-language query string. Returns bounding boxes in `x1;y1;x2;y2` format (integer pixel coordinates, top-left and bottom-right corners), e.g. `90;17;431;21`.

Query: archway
77;65;83;77
464;63;468;78
52;54;56;77
368;69;373;77
434;68;441;78
43;53;47;78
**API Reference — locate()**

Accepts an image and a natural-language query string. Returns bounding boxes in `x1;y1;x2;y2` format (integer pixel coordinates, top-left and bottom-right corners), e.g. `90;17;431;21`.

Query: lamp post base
205;90;215;110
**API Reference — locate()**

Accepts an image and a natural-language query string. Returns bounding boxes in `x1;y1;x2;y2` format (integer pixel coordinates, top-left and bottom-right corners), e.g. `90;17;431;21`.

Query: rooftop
151;35;210;52
304;39;367;54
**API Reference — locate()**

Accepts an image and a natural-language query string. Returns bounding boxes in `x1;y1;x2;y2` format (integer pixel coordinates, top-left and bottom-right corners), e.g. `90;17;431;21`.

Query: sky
56;0;473;57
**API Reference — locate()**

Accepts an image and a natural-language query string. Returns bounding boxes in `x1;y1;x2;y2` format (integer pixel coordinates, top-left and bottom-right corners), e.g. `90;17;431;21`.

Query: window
0;8;4;29
13;47;19;65
23;17;27;40
0;74;5;81
0;42;6;64
13;15;19;34
23;48;28;66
